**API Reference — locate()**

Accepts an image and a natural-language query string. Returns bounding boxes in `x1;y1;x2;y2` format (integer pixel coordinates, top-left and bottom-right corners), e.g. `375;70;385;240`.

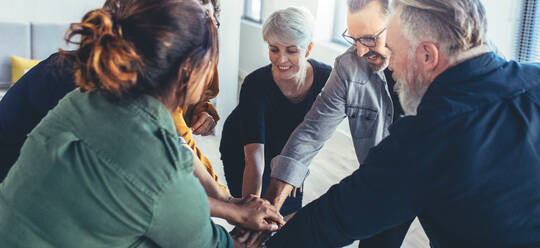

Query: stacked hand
231;211;296;248
232;195;285;232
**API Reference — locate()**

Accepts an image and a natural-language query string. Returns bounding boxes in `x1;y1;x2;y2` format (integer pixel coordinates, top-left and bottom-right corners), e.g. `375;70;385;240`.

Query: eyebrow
269;45;298;49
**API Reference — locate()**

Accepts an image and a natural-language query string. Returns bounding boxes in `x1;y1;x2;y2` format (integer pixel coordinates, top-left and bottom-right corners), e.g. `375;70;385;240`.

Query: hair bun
63;8;142;96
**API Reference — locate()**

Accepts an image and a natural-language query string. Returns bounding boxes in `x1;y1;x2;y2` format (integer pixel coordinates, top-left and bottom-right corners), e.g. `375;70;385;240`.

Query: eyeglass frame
341;27;387;48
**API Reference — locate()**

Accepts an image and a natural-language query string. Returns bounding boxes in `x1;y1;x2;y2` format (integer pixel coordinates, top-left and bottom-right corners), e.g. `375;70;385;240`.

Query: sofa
0;22;74;99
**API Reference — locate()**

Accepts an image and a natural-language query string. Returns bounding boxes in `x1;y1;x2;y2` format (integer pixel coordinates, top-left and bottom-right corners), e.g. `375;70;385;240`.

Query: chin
368;59;389;72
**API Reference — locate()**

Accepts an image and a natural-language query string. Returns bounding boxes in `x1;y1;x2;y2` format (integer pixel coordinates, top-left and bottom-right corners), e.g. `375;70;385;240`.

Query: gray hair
262;7;315;49
394;0;487;61
347;0;392;15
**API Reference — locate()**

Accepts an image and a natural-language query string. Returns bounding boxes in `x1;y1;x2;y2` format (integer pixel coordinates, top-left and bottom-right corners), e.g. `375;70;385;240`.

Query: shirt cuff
270;155;309;187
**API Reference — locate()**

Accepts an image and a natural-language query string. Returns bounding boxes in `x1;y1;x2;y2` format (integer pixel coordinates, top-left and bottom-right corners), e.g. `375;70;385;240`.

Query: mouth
365;52;381;61
277;65;292;71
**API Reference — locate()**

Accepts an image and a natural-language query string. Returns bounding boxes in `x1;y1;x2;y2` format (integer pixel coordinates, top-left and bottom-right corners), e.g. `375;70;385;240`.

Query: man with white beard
266;0;540;247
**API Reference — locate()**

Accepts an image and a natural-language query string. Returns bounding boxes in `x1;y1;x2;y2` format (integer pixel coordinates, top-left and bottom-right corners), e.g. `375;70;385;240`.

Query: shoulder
309;59;332;76
241;64;273;92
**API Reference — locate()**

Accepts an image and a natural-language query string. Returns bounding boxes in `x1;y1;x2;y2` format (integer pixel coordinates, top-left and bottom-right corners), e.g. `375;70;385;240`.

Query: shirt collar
430;51;505;92
131;94;178;136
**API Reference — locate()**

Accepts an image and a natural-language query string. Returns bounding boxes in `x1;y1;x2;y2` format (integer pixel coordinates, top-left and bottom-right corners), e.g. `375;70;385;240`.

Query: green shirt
0;90;232;248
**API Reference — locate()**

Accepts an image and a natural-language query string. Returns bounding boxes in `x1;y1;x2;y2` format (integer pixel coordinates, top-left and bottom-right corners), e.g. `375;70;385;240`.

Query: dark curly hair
61;0;218;103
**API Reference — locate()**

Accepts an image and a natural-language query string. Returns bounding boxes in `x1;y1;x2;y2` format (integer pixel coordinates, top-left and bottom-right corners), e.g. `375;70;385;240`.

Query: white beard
393;55;429;116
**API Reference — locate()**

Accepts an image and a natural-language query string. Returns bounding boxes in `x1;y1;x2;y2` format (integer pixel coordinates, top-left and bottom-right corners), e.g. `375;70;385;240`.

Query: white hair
347;0;392;15
394;0;487;63
262;7;315;49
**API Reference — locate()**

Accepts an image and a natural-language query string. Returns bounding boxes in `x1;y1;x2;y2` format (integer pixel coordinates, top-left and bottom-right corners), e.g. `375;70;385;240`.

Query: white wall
215;0;243;134
0;0;105;23
480;0;521;59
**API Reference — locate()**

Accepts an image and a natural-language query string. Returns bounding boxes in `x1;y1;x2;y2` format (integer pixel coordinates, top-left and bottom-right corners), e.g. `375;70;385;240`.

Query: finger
191;115;207;134
236;229;252;243
253;231;271;248
201;116;215;133
257;219;280;232
230;226;246;238
234;238;246;248
201;118;214;135
264;208;285;227
247;231;264;246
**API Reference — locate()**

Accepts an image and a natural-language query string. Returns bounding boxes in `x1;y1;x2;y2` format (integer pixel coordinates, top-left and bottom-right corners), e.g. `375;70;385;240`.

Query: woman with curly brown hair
0;0;283;247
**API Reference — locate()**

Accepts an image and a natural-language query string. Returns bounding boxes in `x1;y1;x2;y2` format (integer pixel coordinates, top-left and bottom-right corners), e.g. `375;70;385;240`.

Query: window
243;0;263;23
516;0;540;62
332;1;348;46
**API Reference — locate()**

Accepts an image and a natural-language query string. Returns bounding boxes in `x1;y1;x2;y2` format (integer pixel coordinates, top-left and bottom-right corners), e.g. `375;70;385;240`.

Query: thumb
258;222;280;232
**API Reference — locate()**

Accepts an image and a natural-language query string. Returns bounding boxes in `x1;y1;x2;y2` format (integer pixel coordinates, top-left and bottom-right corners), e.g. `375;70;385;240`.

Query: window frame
243;0;264;24
516;0;539;62
332;0;349;46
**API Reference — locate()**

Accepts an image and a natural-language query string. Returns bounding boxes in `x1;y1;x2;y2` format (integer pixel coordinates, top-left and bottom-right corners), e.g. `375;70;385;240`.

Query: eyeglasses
341;27;387;47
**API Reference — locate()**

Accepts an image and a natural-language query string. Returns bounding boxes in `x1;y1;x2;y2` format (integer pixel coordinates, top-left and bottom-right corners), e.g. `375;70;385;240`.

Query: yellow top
173;68;227;191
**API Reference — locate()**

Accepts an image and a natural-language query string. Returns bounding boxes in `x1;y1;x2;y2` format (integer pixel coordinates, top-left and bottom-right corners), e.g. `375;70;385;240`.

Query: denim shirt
270;47;394;187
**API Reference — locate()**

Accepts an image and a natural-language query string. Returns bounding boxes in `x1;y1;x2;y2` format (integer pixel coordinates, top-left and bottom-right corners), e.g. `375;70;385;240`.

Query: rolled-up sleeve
270;59;348;187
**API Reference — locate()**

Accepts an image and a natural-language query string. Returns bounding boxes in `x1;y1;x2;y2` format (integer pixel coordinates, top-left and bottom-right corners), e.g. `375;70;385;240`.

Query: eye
287;49;298;54
270;48;279;53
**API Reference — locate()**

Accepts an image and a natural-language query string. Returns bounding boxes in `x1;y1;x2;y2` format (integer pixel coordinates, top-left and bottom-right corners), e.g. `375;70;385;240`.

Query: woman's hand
234;195;285;231
191;112;216;136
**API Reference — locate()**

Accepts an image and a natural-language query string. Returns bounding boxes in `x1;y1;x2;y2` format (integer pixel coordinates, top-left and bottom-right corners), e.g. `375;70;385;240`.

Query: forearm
209;197;242;223
270;69;348;187
242;143;265;197
191;147;231;201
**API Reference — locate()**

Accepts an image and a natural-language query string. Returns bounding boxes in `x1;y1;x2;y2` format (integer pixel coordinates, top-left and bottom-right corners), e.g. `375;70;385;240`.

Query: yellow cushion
11;55;40;85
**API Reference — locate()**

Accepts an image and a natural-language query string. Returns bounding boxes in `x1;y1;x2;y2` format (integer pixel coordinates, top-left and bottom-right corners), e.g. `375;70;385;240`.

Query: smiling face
268;42;310;82
346;0;390;71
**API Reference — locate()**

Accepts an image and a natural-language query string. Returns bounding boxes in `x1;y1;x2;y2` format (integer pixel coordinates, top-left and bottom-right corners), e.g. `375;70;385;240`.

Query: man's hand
234;195;285;231
264;178;295;209
191;112;216;136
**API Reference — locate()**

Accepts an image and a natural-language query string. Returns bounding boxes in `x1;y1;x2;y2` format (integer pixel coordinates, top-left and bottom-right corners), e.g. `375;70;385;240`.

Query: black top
222;59;332;169
0;53;76;179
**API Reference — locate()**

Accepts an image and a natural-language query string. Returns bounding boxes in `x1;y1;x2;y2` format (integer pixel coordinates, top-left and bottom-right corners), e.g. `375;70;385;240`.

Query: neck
428;45;490;83
154;88;183;116
274;63;314;102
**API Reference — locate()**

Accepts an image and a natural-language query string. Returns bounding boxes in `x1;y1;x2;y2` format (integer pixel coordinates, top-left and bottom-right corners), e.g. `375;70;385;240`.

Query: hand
232;229;271;248
235;195;285;231
191;112;216;136
234;238;246;248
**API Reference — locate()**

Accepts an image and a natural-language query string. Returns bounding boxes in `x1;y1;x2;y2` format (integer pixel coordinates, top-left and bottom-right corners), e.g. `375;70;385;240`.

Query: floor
194;132;430;248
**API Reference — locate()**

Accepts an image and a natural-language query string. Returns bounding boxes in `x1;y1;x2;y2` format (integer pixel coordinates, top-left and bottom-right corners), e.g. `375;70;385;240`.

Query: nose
279;53;288;63
355;42;369;57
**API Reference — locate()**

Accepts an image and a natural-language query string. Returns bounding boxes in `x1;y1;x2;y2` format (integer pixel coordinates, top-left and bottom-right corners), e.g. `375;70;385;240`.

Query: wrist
264;178;294;208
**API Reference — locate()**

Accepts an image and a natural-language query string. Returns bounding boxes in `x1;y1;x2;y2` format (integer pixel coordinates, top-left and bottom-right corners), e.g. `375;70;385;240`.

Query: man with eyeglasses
249;0;409;247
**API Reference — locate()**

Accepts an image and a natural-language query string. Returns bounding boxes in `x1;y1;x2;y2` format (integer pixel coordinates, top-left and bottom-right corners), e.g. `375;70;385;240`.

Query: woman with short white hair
220;7;332;215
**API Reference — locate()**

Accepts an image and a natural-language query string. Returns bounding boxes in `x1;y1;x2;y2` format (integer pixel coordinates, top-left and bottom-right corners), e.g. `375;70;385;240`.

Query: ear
305;42;314;58
415;41;440;74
